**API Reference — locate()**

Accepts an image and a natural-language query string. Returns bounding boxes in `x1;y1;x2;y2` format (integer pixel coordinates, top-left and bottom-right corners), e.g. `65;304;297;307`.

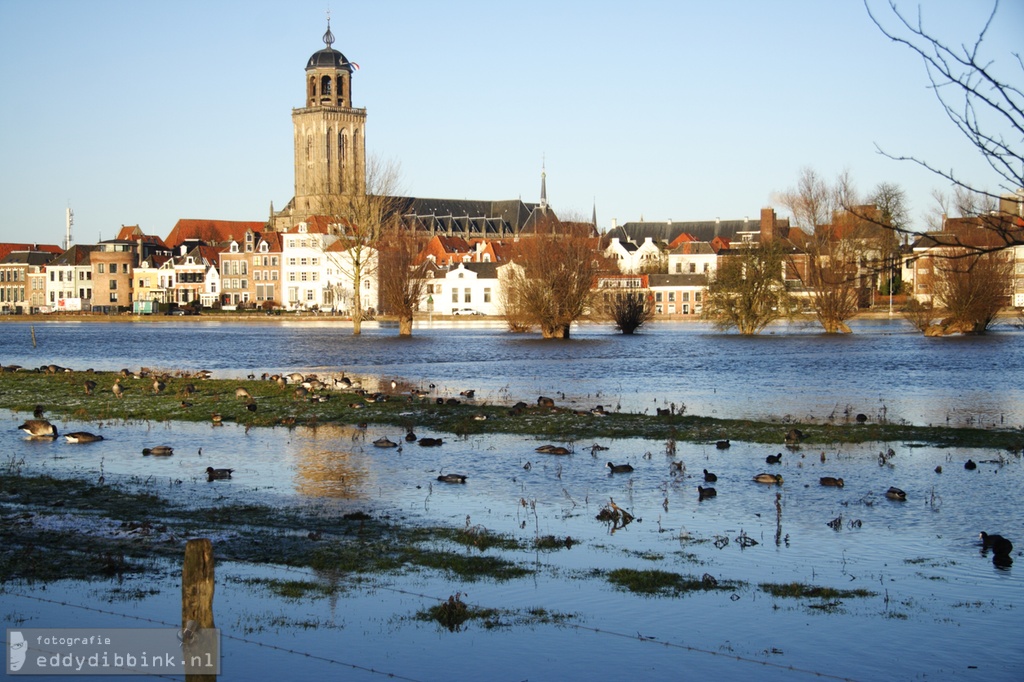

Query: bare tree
902;298;936;332
929;248;1012;334
377;227;428;336
503;218;608;339
609;291;655;335
866;0;1024;252
497;262;532;333
777;169;865;333
702;240;795;335
325;156;404;335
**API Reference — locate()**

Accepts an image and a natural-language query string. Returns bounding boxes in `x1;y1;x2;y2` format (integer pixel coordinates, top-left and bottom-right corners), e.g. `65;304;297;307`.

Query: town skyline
1;1;1021;246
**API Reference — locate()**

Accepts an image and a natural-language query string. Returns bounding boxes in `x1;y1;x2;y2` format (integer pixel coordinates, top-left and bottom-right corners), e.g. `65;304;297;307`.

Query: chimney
611;218;618;230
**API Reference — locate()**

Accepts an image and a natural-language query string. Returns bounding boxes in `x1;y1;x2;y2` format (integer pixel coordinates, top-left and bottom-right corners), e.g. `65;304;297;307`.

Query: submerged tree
325;156;404;335
930;248;1012;334
503;219;607;339
377;227;428;336
702;240;794;335
609;292;655;335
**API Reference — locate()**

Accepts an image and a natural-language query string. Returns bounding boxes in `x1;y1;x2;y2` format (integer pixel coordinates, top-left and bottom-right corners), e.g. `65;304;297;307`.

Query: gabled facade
440;262;499;315
1;250;58;312
667;240;717;276
251;232;283;307
45;244;97;311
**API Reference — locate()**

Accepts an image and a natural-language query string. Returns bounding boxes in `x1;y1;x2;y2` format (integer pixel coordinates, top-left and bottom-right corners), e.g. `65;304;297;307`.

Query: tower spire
323;10;335;48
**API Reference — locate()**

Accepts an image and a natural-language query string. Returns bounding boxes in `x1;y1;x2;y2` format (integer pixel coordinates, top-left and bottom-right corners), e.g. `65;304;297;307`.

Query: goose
111;379;124;399
418;437;444;447
152;378;166;394
19;419;58;439
373;437;398;448
543;446;571;455
753;473;783;485
964;459;977;470
885;486;907;501
698;485;717;500
206;467;234;480
436;473;468;484
460;389;475;398
819;476;845;487
83;380;97;396
784;428;804;445
235;387;252;400
33;404;45;418
979;532;1013;556
606;462;634;474
142;446;174;456
715;440;731;449
64;432;104;443
766;452;783;464
703;469;718;482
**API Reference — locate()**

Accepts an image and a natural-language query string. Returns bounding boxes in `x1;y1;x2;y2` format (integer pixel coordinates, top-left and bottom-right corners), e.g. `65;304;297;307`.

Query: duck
964;459;977;470
698;485;717;500
979;532;1013;557
819;476;845;487
753;473;783;485
715;439;731;449
885;486;907;501
142;446;174;456
18;419;58;439
766;452;783;464
64;432;104;443
373;437;398;448
404;431;417;442
206;467;234;480
703;469;718;482
606;462;634;474
418;437;444;447
436;473;468;484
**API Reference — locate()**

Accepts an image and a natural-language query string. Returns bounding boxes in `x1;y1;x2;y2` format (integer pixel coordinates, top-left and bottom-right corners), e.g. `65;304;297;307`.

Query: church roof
165;219;265;248
306;21;353;72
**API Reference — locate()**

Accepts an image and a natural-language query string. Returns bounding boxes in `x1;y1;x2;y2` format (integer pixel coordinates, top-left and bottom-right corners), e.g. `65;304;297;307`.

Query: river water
2;318;1023;681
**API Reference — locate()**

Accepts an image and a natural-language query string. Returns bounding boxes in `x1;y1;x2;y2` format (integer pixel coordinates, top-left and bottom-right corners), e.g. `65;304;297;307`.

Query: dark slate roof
457;262;499;279
394;196;542;235
48;245;97;267
307;47;353;71
611;219;760;245
669;241;715;255
1;251;57;266
648;273;709;288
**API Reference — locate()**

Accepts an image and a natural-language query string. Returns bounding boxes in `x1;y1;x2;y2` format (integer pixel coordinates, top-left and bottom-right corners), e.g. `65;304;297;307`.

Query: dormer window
259;242;269;253
230;242;239;253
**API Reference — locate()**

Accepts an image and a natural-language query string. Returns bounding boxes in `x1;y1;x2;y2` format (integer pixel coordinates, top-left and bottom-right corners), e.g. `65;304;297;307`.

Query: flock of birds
10;369;1017;564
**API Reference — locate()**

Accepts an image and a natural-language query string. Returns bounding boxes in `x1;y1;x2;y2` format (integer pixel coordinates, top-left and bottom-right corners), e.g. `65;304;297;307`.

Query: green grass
607;568;744;596
2;369;1022;448
759;582;877;599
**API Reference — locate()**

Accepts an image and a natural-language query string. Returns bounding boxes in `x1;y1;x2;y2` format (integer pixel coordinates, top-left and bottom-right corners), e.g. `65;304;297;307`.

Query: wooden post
183;538;216;681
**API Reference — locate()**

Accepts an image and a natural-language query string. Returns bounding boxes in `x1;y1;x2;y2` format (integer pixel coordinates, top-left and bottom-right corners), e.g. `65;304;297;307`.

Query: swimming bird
18;419;58;439
885;486;907;501
405;431;417;442
703;469;718;482
206;467;234;480
418;437;444;447
784;428;804;445
606;462;634;474
373;437;398;448
979;532;1013;557
111;379;124;399
33;404;45;418
436;473;467;484
964;459;977;470
142;446;174;456
64;432;104;443
766;452;782;464
698;485;717;500
753;473;783;485
715;439;731;449
819;476;844;487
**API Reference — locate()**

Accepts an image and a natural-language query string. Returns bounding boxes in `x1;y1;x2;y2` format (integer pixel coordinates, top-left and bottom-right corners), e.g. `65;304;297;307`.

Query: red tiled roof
668;233;697;249
0;243;63;260
165;219;265;248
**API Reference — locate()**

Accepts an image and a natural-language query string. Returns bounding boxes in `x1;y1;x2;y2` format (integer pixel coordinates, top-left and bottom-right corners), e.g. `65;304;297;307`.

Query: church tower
290;17;366;219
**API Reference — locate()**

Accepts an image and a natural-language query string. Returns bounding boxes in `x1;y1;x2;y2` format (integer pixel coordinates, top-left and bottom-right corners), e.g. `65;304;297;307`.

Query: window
668;304;675;314
668;292;676;302
689;263;696;273
655;292;663;302
451;289;458;303
50;272;55;281
703;263;710;273
254;271;261;281
271;257;279;266
271;271;279;281
306;290;315;301
311;257;319;266
682;292;690;302
683;304;690;315
109;280;117;290
289;272;296;282
300;258;308;266
464;288;471;303
111;263;119;274
695;292;702;302
483;287;491;303
240;280;247;289
363;279;370;290
97;263;105;274
109;292;118;302
675;263;681;273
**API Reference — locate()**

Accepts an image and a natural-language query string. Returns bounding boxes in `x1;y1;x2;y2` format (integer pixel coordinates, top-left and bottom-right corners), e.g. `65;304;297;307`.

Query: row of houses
3;197;1023;318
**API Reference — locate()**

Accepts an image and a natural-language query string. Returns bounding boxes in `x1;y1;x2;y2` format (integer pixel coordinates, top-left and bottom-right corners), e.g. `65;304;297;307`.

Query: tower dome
306;20;353;72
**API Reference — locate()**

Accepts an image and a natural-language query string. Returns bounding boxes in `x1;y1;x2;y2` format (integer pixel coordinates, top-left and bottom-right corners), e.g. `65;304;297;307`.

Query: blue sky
0;0;1020;246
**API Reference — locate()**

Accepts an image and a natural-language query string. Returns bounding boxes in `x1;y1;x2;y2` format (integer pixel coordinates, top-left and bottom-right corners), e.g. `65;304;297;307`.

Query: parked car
452;308;479;316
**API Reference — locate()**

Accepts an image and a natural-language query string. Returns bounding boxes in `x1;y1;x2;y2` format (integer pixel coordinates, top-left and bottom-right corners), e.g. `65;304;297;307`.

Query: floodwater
2;319;1023;680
